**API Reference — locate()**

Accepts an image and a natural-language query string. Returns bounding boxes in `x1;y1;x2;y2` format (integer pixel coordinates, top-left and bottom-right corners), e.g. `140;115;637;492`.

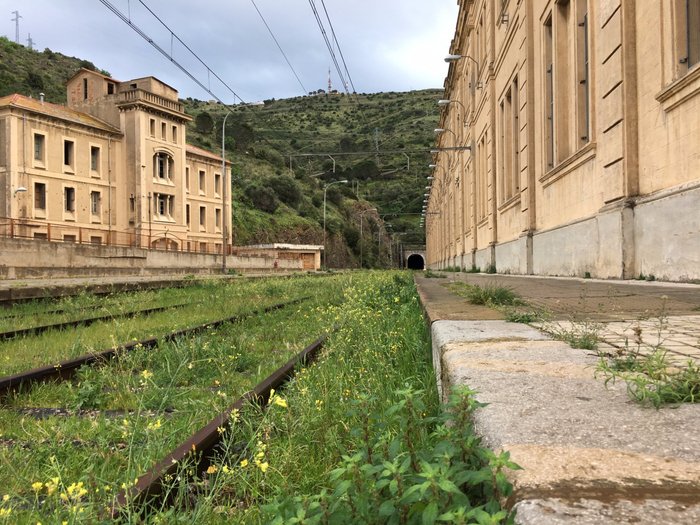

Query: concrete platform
415;273;700;524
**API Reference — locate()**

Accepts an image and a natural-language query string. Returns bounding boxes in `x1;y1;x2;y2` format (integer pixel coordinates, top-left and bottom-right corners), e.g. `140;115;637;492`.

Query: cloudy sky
2;0;458;102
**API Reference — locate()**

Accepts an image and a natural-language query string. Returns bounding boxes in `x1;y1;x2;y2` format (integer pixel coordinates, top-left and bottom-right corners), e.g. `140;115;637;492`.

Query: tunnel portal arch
406;253;425;270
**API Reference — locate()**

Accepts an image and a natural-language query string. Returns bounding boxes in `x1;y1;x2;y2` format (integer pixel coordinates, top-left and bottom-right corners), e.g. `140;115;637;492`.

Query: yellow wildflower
31;482;43;492
1;495;8;502
140;370;153;380
257;461;269;473
240;459;249;468
206;465;218;475
0;509;10;518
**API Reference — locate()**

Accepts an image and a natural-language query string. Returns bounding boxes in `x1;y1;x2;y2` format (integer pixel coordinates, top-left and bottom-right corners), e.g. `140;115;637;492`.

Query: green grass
122;271;518;524
597;344;700;407
0;273;518;523
447;282;521;307
0;275;350;523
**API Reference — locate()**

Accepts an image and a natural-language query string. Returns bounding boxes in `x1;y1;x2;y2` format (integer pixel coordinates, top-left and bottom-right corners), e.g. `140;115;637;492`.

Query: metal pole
222;111;232;273
322;180;347;269
323;186;328;268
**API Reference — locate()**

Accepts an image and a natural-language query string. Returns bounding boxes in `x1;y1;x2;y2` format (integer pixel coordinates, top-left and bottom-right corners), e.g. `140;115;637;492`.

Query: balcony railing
0;217;231;255
117;89;184;114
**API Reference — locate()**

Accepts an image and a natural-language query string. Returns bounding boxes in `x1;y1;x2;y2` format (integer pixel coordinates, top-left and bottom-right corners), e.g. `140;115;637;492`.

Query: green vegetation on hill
0;37;109;103
185;91;439;266
1;38;439;267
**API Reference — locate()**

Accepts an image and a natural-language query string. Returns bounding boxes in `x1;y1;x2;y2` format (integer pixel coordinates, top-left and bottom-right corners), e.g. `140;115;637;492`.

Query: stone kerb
434;320;700;524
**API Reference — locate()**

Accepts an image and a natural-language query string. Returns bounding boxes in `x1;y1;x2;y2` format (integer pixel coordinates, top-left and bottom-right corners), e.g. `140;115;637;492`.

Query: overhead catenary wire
318;0;356;94
136;0;244;104
250;0;308;96
307;0;349;95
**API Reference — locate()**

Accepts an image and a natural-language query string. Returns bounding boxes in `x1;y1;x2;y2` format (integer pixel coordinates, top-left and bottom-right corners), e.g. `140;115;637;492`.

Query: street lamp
13;187;27;196
323;179;348;268
221;110;232;273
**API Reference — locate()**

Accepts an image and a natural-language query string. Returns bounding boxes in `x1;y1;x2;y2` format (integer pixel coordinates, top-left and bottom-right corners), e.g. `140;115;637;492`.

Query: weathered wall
532;210;625;279
494;236;527;275
634;185;700;282
0;238;301;279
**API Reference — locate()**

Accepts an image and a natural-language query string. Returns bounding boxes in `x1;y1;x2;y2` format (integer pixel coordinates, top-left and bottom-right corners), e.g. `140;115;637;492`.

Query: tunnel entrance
406;254;425;270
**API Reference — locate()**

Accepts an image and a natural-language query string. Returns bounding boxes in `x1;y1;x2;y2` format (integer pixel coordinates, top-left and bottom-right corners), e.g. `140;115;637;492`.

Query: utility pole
26;33;34;50
11;11;22;44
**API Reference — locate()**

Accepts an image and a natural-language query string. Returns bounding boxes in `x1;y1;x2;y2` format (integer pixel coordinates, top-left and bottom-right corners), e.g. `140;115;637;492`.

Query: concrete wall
494;236;527;275
532;210;625;279
0;238;301;279
634;184;700;282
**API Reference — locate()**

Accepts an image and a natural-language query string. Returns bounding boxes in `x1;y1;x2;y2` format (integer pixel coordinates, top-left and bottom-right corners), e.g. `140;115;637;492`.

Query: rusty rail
0;303;190;341
112;333;327;516
0;298;306;396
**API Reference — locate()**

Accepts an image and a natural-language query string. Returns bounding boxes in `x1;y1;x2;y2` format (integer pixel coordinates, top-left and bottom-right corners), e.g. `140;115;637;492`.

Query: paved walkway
415;272;700;524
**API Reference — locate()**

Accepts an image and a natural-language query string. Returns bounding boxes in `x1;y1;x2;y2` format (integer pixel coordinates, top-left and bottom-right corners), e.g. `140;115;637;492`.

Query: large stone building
0;69;231;254
426;0;700;281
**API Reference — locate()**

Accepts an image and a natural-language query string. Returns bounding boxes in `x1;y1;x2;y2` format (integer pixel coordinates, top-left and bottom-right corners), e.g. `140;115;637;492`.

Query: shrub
245;183;279;213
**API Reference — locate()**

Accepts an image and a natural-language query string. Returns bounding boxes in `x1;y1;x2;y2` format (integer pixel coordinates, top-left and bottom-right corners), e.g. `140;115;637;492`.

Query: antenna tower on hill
328;67;332;93
11;10;22;44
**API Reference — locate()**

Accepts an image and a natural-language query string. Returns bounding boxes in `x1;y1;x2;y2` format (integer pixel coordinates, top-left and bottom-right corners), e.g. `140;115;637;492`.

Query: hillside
0;37;109;103
0;38;439;267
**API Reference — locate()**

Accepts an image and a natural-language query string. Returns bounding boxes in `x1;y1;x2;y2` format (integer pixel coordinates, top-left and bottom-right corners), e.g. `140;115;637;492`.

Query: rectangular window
214;173;221;195
161;122;167;140
107;82;115;95
150;119;156;137
63;140;75;169
544;15;554;169
90;236;103;245
499;80;519;204
172;125;178;143
687;0;700;67
199;170;206;194
157;194;167;216
64;187;76;213
215;208;222;230
185;167;190;191
63;234;77;243
34;134;45;163
186;204;191;227
90;191;101;216
577;3;590;145
90;146;101;172
83;78;88;100
199;206;206;229
34;182;46;210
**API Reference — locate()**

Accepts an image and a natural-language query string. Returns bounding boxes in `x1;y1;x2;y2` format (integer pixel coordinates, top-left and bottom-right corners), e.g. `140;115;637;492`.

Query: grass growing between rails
0;275;351;523
131;272;518;524
0;276;326;376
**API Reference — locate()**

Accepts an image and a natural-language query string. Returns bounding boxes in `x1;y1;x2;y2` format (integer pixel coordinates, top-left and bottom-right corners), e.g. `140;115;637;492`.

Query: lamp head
14;186;27;195
437;99;451;106
445;54;462;63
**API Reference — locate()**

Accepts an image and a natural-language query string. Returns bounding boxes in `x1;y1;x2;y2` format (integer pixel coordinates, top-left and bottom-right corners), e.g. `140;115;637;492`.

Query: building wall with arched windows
0;68;231;254
427;0;700;280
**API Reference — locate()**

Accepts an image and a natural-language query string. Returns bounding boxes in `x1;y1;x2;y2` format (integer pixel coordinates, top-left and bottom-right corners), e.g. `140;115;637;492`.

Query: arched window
153;152;175;182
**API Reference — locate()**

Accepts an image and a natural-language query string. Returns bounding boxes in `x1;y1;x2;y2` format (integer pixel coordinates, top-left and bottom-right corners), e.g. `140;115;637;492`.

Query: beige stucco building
427;0;700;281
0;69;231;254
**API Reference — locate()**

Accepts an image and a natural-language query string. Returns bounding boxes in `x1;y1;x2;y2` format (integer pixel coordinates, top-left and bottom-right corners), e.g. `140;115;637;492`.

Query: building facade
427;0;700;281
0;69;231;253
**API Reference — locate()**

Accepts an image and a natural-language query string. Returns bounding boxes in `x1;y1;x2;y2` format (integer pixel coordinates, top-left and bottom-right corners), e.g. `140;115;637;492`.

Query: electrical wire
136;0;244;103
249;0;308;95
307;0;348;94
318;0;356;94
